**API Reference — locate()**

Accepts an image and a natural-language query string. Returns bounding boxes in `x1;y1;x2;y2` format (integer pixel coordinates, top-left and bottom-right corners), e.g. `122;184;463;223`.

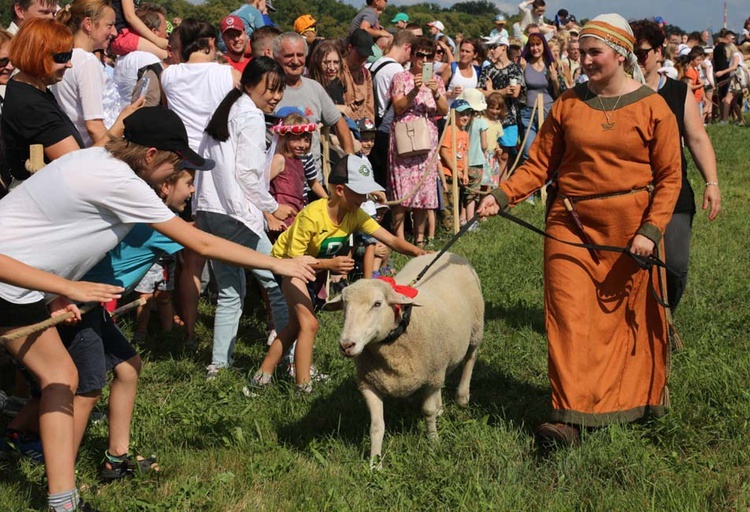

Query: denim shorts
57;306;137;395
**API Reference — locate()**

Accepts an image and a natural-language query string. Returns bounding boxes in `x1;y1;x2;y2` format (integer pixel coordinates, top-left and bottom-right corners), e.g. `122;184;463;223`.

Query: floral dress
387;70;446;209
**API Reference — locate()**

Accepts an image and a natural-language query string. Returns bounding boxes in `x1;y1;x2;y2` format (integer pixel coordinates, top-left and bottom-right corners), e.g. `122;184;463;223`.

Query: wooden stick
322;126;331;186
0;297;147;344
537;95;548;206
450;108;459;234
110;297;147;317
25;144;45;174
0;303;98;343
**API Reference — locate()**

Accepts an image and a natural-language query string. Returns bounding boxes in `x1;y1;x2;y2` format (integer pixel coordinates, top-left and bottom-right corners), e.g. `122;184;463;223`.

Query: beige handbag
393;117;431;158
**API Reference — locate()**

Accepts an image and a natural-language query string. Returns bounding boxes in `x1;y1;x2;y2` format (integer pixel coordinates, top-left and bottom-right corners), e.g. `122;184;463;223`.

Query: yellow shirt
271;198;381;259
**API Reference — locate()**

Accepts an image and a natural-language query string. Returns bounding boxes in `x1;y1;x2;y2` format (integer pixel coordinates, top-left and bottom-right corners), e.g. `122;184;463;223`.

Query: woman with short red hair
1;18;83;186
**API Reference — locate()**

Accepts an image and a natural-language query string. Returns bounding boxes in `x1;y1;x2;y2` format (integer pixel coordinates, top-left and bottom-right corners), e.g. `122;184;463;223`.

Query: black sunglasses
52;51;73;64
634;47;654;61
0;57;9;68
415;51;435;60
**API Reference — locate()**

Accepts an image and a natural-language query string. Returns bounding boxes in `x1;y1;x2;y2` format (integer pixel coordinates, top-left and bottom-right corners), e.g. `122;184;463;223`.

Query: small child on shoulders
253;155;426;393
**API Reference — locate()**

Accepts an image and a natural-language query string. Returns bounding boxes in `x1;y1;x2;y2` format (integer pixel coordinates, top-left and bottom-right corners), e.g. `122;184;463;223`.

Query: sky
342;0;749;33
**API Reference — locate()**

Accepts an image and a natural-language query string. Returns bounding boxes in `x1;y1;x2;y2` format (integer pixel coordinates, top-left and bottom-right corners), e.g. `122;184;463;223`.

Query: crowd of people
0;0;738;509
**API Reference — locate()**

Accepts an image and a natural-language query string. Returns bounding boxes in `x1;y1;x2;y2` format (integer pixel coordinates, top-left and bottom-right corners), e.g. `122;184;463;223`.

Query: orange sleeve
497;96;566;206
637;102;682;242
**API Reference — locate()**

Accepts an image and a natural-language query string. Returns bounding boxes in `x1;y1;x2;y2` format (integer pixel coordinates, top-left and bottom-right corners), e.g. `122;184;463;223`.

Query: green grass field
2;125;749;511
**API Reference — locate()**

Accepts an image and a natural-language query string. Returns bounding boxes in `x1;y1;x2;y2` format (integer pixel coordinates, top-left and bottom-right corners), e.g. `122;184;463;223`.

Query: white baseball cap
483;34;510;47
328;155;385;195
427;20;445;32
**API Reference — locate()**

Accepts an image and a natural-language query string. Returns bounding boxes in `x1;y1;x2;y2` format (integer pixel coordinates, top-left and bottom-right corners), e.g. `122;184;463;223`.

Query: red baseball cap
220;15;244;33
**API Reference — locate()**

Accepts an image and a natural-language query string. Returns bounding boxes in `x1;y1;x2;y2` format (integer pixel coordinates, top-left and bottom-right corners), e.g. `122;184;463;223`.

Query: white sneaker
205;364;222;381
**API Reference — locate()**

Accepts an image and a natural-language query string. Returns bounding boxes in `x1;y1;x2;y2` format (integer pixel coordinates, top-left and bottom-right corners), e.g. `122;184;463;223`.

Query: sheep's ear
387;290;420;307
322;293;344;311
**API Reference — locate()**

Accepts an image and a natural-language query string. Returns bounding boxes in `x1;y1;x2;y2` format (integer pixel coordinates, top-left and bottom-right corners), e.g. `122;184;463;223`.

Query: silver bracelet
705;182;719;187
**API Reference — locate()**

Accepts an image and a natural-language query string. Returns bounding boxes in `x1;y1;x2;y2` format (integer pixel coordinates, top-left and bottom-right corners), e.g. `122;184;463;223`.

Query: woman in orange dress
478;14;682;445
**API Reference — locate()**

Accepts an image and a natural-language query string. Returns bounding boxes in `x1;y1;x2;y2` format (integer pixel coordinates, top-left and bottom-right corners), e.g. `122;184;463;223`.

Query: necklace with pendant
595;83;627;131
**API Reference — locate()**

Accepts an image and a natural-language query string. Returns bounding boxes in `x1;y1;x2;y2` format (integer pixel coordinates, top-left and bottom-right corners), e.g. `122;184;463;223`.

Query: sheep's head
330;279;416;357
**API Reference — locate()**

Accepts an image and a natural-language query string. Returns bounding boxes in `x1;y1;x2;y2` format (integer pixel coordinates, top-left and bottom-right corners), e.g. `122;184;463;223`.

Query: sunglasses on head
271;121;317;135
52;51;73;64
415;51;435;60
0;57;10;68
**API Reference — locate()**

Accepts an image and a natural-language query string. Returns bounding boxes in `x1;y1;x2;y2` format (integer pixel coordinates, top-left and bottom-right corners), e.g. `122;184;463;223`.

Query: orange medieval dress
493;83;682;426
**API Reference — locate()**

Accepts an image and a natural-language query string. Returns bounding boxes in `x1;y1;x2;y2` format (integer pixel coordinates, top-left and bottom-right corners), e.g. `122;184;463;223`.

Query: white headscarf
580;13;646;84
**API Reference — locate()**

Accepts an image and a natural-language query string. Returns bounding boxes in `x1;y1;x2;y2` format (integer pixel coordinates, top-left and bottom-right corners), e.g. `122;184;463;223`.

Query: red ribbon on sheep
375;277;419;299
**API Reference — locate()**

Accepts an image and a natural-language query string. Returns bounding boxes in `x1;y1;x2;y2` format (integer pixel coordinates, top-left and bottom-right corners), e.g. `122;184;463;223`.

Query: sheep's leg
422;387;443;440
360;382;385;465
456;343;479;407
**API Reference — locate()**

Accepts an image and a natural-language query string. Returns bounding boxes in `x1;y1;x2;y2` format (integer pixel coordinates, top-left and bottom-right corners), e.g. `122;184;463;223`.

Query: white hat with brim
458;88;487;112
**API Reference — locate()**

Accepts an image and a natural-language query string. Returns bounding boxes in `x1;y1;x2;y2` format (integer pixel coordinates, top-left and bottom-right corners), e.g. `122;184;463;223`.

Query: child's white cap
328;155;385;195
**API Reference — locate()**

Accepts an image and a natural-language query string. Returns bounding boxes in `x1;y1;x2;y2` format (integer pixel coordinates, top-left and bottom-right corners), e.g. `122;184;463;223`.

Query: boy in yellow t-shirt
256;155;426;392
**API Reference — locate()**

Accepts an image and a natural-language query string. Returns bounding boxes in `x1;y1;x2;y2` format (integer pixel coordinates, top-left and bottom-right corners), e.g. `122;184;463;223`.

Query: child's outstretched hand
275;256;317;282
329;256;355;274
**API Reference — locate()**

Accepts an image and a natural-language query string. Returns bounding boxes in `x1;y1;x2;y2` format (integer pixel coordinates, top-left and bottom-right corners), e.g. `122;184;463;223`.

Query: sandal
99;450;159;480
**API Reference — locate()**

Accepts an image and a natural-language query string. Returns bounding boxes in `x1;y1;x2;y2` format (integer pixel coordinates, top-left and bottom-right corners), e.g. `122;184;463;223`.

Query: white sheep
328;252;484;463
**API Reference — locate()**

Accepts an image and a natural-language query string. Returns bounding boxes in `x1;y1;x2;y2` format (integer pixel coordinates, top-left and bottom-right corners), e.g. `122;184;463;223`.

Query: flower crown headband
271;120;318;135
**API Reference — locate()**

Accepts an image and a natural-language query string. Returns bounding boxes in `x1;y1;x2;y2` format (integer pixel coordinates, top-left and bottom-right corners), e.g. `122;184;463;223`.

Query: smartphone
133;76;151;100
422;62;434;84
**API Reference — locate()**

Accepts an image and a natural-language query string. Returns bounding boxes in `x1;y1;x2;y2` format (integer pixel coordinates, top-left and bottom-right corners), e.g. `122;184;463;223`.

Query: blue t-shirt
83;224;182;291
231;4;266;35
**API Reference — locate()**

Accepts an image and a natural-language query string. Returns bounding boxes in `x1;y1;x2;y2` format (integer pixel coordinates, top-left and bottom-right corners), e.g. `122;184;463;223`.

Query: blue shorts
498;124;518;148
57;306;138;395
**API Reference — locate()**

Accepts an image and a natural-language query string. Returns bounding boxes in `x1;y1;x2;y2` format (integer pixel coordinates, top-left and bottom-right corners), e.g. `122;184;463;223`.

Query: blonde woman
53;0;118;146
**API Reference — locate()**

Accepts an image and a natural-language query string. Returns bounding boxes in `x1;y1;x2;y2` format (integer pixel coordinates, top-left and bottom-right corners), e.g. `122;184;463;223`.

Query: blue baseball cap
274;106;306;118
451;99;472;112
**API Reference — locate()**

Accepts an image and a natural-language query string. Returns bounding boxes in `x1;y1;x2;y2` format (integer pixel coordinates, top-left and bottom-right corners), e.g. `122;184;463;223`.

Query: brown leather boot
533;422;581;448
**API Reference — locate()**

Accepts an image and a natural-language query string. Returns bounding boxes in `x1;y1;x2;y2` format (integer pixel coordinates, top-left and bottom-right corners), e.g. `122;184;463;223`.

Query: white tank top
448;64;479;91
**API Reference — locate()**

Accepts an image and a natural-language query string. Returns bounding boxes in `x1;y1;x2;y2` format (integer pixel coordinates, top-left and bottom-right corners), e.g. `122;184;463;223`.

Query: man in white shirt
516;0;555;39
272;32;355;183
368;29;415;186
7;0;55;35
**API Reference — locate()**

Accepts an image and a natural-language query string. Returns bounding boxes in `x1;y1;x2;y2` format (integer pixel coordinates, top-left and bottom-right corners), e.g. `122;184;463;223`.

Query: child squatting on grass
253;155;427;393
